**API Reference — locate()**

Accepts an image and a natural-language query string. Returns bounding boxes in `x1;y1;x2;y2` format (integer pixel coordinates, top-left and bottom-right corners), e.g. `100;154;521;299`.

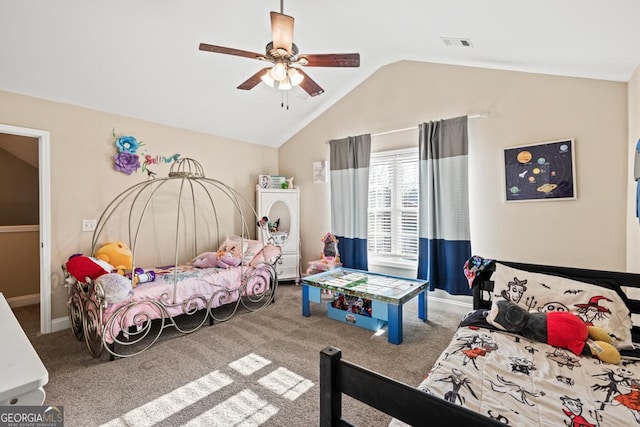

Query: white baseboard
428;295;473;310
51;316;70;333
6;293;40;308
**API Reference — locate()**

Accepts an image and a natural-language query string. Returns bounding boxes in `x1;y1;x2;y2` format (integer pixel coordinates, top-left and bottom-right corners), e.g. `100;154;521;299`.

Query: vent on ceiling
440;37;473;47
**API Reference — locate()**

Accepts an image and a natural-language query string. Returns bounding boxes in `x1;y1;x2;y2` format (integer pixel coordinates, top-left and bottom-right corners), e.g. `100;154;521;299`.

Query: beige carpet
17;285;469;427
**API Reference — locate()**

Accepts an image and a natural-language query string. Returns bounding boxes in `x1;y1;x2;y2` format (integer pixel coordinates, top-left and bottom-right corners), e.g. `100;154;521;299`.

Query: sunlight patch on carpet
229;353;272;376
257;367;314;401
99;370;233;427
181;389;278;426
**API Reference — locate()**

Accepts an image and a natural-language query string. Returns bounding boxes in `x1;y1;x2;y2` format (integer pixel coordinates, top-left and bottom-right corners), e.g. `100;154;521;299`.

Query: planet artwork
504;140;574;201
517;151;532;163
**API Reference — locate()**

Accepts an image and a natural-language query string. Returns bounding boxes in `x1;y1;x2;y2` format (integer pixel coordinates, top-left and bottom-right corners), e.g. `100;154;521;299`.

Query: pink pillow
218;236;247;258
242;240;264;266
250;245;281;267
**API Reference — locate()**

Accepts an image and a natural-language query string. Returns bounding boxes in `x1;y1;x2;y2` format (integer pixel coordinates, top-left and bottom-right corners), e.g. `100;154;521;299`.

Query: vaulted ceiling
1;1;639;147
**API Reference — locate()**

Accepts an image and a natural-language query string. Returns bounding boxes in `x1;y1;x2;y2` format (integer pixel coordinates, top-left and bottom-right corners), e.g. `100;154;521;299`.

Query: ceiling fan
199;1;360;98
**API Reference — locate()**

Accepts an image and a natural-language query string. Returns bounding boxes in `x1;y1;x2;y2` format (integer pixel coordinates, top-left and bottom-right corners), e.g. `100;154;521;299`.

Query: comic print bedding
412;325;640;426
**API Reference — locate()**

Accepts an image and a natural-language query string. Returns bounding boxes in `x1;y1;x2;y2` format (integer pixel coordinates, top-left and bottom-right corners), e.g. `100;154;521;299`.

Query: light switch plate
82;219;97;232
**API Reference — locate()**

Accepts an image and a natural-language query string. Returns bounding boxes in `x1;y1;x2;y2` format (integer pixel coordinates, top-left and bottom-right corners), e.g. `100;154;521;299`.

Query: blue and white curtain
417;116;471;295
329;134;371;270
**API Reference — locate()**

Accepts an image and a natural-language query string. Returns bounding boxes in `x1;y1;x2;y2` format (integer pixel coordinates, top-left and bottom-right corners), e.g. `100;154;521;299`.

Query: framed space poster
503;138;576;202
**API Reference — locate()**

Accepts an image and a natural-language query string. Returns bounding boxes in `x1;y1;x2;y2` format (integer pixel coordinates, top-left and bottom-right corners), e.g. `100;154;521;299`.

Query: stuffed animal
216;251;241;269
94;273;132;304
66;254;114;282
321;232;340;263
192;252;219;268
95;241;133;275
487;299;621;364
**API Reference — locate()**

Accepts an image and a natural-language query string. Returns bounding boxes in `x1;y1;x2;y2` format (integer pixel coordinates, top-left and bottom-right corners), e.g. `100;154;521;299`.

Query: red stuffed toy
66;254;114;282
487;299;621;364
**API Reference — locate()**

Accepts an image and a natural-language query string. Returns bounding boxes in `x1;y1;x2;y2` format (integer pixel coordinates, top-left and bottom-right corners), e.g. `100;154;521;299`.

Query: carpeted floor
15;284;469;427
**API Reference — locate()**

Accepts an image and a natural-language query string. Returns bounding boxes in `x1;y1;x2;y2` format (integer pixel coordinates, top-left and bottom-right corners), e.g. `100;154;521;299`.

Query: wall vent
440;37;473;47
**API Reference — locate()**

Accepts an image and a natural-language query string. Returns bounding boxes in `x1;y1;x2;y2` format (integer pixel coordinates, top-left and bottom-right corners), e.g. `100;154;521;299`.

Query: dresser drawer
276;254;298;280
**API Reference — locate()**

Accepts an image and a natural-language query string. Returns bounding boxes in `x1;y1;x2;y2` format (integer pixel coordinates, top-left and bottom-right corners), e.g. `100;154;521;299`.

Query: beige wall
0;229;39;298
0;138;39;300
0;146;39;225
627;64;640;272
0;133;39;167
0;90;279;319
0;59;634;323
279;60;628;274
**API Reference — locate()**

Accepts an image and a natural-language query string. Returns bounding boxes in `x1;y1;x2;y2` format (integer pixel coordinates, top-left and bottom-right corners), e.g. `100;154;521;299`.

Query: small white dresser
0;293;48;405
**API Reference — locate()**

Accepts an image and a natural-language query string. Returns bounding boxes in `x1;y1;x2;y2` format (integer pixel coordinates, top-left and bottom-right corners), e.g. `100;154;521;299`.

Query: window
367;148;419;266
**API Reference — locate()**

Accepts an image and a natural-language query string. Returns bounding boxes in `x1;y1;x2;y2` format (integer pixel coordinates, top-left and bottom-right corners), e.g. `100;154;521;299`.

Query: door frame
0;123;51;333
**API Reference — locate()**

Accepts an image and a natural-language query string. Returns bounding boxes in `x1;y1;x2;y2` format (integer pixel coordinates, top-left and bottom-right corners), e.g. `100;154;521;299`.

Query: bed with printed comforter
319;260;640;427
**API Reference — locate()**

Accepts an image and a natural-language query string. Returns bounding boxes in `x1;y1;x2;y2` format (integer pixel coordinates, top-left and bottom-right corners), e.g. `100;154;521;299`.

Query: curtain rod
371;112;490;138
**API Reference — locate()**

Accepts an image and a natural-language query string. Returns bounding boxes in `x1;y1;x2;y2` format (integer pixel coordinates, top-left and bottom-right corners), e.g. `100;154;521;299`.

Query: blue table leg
302;285;310;317
418;290;427;321
387;304;403;345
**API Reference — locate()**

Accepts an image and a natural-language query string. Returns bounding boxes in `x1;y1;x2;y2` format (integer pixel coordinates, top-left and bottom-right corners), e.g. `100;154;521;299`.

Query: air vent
440;37;473;47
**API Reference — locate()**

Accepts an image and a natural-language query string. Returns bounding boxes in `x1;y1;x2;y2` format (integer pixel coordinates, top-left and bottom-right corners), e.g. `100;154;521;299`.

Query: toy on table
486;299;621;364
95;241;133;275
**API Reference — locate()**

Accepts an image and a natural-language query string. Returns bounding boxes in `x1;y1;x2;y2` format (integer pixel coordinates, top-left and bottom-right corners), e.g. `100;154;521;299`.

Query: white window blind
368;148;419;264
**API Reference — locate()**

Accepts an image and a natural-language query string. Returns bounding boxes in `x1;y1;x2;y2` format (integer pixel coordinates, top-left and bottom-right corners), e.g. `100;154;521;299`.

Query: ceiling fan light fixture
288;67;304;86
278;77;292;90
261;70;275;87
270;62;287;81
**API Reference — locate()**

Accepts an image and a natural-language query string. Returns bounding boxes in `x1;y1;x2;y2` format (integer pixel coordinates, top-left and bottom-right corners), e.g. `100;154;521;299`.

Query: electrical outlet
82;219;97;232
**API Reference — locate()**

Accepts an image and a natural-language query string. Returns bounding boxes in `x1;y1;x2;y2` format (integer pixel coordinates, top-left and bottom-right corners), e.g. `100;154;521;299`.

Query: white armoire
256;187;300;283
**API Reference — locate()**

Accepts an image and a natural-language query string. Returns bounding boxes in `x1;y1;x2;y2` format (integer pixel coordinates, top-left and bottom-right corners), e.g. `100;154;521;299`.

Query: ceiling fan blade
296;69;324;97
237;68;271;90
270;11;294;53
199;43;265;60
299;53;360;67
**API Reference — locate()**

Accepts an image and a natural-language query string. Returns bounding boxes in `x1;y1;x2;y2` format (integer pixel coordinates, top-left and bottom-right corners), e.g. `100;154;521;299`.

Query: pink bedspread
101;264;271;343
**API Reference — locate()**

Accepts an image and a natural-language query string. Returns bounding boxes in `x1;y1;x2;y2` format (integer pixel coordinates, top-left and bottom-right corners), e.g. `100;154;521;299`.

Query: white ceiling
1;1;639;148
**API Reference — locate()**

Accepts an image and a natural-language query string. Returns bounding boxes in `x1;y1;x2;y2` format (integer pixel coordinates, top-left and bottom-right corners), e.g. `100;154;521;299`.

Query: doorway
0;124;51;334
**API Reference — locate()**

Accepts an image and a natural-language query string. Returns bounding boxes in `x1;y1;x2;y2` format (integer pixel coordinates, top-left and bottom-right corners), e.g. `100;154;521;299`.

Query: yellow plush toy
587;325;621;365
95;241;133;275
